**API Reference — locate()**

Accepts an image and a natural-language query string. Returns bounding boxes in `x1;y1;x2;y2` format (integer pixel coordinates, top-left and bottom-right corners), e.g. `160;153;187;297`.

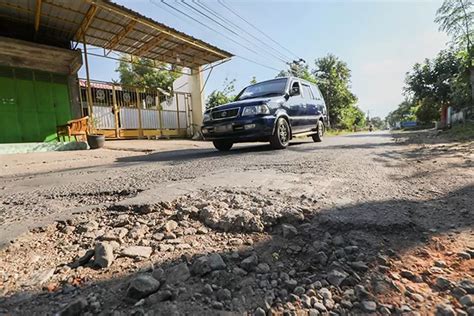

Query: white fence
449;107;472;125
80;79;193;138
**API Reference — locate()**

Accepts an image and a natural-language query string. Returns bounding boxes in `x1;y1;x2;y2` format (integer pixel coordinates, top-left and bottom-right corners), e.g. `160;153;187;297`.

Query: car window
290;81;301;96
236;78;288;101
311;85;322;100
302;84;314;99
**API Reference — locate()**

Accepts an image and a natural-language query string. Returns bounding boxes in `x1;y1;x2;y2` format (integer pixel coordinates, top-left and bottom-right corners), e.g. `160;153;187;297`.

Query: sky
78;0;450;118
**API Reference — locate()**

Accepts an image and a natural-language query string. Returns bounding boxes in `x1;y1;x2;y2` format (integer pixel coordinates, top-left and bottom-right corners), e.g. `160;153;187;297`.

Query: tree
386;100;417;127
276;60;316;83
404;49;464;122
435;0;474;103
205;78;236;110
339;105;366;130
313;54;358;127
405;50;460;102
370;116;385;129
116;55;181;92
415;98;442;123
250;76;257;85
435;0;473;53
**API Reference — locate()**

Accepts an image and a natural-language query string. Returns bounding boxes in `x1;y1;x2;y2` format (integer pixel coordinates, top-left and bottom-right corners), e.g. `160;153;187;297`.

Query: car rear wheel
312;120;324;142
270;118;290;149
213;140;233;151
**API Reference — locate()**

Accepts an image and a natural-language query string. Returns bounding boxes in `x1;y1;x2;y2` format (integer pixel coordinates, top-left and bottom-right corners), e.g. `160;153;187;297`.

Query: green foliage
450;50;473;108
313;54;358;127
435;0;473;54
116;55;181;92
388;1;473;126
276;61;316;83
386;100;417;126
403;49;470;123
414;98;441;123
405;50;461;105
435;0;473;103
206;78;236;110
250;76;257;85
339;105;366;130
370;116;385;130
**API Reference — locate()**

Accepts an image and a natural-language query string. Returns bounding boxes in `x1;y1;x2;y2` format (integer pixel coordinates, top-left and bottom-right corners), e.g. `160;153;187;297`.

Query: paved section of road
0;131;471;247
0;131;473;314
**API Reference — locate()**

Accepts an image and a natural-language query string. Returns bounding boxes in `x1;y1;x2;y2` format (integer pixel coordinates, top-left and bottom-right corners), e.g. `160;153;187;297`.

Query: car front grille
211;108;240;120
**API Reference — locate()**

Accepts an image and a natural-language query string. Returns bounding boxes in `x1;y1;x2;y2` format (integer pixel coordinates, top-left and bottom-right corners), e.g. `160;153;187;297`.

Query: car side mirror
289;87;299;97
284;92;290;100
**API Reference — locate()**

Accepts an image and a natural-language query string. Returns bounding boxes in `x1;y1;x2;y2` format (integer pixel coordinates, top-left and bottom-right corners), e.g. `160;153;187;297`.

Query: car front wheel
312;120;324;142
270;118;290;149
213;140;233;151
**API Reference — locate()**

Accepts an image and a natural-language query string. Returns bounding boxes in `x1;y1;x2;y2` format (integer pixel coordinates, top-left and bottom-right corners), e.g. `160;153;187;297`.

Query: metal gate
79;79;193;138
0;66;72;143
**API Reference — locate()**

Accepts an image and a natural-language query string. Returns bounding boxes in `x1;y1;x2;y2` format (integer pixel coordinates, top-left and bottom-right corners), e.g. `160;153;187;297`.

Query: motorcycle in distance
369;124;374;132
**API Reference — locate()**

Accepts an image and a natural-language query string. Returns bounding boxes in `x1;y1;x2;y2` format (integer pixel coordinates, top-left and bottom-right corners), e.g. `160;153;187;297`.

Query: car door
301;83;318;131
311;84;328;126
285;80;306;132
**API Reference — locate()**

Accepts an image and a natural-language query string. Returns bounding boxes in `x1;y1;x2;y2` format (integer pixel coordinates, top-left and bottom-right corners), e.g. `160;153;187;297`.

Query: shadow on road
115;134;398;164
1;183;472;315
115;143;276;164
343;132;393;138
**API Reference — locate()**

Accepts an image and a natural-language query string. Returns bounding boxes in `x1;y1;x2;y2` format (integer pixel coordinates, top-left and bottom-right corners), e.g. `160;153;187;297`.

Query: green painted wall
0;66;72;143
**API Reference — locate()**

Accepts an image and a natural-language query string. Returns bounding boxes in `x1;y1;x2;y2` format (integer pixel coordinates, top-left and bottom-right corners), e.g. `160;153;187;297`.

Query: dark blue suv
202;77;328;151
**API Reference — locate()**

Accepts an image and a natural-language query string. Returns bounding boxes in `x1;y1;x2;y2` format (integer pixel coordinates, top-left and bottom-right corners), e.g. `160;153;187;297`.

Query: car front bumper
201;116;275;142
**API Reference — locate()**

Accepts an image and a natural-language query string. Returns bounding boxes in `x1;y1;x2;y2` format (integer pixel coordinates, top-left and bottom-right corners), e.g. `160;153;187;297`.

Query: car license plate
215;124;232;133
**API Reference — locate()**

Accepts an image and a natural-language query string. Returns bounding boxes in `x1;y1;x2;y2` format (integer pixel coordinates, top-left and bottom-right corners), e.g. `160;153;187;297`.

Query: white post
189;67;205;135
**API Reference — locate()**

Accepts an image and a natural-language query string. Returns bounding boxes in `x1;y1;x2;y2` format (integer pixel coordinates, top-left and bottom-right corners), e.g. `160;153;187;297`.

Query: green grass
325;127;378;136
325;129;353;136
441;122;474;141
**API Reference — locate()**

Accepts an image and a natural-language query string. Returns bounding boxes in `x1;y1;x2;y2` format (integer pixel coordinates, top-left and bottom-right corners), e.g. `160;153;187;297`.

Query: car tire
270;118;290;149
213;140;233;151
312;120;324;142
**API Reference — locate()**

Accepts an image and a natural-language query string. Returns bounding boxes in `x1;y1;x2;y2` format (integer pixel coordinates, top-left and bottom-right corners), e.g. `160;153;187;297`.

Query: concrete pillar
67;74;82;119
189;67;205;135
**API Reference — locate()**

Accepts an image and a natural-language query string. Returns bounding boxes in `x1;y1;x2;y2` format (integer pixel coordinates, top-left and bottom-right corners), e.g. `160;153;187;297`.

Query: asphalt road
0;130;471;247
0;130;473;315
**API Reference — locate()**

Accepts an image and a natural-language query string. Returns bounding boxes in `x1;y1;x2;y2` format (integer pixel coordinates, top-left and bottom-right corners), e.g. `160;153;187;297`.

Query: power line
192;0;292;63
185;0;289;64
177;0;286;64
150;0;282;72
218;0;300;60
234;56;281;72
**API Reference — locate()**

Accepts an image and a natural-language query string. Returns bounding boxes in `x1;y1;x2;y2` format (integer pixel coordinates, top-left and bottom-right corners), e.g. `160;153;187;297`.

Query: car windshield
236;78;288;101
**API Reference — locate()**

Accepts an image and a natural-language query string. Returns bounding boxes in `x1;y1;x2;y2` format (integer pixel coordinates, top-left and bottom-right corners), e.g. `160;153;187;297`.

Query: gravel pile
0;187;472;315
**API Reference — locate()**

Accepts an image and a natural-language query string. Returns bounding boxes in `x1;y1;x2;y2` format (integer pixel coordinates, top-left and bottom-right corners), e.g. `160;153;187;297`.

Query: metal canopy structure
0;0;233;69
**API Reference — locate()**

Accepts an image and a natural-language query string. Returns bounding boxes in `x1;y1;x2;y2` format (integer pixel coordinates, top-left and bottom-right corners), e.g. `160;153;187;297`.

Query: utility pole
287;58;306;77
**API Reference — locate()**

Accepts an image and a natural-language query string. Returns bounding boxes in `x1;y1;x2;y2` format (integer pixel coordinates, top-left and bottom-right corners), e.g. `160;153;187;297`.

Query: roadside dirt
0;131;472;315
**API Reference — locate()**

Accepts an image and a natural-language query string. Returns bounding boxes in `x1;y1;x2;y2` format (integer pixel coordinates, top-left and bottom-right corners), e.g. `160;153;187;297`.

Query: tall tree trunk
471;66;474;105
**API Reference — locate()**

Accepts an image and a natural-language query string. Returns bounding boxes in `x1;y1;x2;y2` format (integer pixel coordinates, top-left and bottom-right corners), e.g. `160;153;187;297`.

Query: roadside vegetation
387;0;473;126
115;55;181;93
442;121;474;141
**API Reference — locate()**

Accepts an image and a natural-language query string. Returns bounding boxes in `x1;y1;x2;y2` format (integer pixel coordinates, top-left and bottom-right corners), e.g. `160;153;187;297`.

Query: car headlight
203;112;211;122
242;105;270;116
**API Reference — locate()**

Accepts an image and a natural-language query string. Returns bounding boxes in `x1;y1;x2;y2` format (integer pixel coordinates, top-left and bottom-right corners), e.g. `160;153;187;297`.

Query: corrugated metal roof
0;0;232;68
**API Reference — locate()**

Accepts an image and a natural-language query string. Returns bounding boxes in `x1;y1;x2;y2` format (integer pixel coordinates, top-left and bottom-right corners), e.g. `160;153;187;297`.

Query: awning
0;0;233;69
